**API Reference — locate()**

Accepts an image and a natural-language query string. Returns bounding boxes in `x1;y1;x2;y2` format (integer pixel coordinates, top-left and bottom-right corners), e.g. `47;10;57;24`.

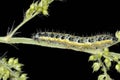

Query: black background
0;0;120;80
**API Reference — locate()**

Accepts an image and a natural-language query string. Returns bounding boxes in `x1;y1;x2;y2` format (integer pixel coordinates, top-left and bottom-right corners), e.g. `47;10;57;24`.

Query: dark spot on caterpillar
84;37;89;42
43;32;49;37
77;38;84;43
105;36;112;40
95;35;112;41
68;37;74;41
112;37;118;42
60;34;71;39
88;38;94;42
61;36;66;39
97;37;103;41
102;36;107;40
55;35;60;38
50;33;54;37
104;36;112;40
95;46;98;49
74;37;80;42
77;39;81;43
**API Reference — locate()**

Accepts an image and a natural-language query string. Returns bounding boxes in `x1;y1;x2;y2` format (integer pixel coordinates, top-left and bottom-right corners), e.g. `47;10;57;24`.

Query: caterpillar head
115;31;120;41
32;33;40;41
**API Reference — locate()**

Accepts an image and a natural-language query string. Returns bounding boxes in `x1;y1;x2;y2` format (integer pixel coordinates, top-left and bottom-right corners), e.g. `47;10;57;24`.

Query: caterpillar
32;31;119;52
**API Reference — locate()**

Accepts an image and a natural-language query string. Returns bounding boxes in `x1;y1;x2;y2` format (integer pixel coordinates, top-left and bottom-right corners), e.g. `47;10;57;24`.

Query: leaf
89;55;97;61
98;74;105;80
98;74;113;80
103;48;109;56
8;58;14;66
19;74;28;80
104;58;111;70
92;62;101;72
2;70;9;80
115;64;120;72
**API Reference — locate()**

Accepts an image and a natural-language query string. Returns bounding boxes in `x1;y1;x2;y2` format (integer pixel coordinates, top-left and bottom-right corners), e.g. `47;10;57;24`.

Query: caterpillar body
32;32;119;53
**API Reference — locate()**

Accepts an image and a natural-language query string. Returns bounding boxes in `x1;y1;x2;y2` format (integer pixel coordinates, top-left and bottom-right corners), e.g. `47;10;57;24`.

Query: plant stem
0;37;103;54
8;13;38;38
98;58;112;80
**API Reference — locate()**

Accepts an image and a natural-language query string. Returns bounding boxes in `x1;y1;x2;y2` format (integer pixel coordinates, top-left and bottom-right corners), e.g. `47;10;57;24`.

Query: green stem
8;13;38;38
8;19;28;37
98;58;112;80
0;37;102;54
110;52;120;59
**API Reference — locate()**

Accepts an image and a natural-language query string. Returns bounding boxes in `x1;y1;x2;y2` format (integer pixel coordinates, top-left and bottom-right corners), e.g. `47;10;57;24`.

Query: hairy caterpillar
32;31;119;53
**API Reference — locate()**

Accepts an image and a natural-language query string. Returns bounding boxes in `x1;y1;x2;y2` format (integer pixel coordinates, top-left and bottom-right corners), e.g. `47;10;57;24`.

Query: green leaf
92;62;101;72
3;70;9;80
98;74;105;80
104;58;111;70
115;64;120;72
97;52;103;59
20;74;28;80
98;74;113;80
89;55;97;61
113;56;119;61
14;64;23;71
103;48;109;56
13;58;19;65
8;58;14;66
0;57;27;80
0;66;5;73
